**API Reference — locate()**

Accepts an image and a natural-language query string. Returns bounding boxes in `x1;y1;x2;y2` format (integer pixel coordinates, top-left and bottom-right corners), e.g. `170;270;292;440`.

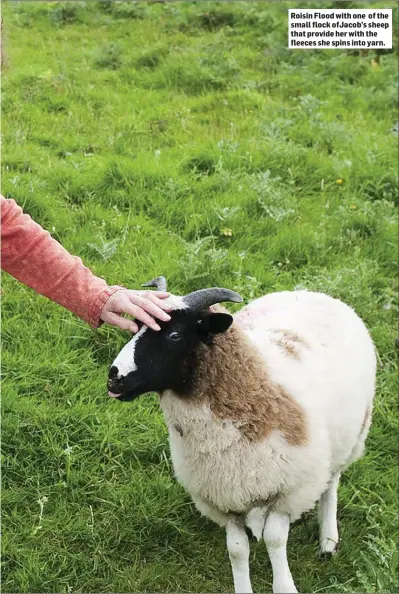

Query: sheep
107;276;376;594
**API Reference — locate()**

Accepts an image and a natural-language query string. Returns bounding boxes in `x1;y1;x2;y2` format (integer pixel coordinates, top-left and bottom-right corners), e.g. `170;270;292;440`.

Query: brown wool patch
191;323;308;445
270;329;310;361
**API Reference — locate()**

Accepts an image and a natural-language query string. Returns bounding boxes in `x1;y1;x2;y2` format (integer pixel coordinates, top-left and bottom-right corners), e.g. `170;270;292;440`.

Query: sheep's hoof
319;549;335;560
318;539;339;559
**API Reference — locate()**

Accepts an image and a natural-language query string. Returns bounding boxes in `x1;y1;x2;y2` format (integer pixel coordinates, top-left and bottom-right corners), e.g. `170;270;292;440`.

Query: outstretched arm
1;197;171;331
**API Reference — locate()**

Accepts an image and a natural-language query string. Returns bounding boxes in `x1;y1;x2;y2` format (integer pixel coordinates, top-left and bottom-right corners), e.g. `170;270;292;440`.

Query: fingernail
153;324;161;331
161;313;171;321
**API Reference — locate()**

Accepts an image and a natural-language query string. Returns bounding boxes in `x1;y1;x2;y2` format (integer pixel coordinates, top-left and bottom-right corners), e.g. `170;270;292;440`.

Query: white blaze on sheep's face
112;325;148;379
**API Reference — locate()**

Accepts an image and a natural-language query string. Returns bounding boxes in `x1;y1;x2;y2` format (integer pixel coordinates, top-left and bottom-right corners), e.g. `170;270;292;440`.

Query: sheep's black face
107;309;233;402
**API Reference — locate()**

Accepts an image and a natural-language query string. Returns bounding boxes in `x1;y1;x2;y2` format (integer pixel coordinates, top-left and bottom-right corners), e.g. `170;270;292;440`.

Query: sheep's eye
168;331;182;342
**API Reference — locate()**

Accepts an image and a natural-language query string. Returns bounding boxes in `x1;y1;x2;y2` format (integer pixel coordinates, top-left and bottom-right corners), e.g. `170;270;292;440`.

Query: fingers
144;292;173;311
100;289;173;333
128;294;172;324
138;291;173;310
102;311;139;333
123;301;162;331
145;291;170;300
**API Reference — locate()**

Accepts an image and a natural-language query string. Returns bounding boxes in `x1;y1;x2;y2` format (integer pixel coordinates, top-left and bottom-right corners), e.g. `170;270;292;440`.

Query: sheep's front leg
263;511;297;593
226;519;253;594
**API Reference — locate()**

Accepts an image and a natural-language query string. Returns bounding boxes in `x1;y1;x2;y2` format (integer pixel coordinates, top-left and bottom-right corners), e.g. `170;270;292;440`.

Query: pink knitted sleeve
1;197;122;327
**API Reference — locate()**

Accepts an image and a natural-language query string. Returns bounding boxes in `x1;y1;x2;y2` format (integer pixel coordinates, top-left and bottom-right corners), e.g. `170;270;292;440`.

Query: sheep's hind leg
226;519;253;594
263;511;297;593
318;472;340;557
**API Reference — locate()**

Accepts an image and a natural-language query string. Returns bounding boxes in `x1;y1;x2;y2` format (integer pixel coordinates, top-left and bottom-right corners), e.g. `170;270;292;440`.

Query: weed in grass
94;44;123;71
49;4;82;26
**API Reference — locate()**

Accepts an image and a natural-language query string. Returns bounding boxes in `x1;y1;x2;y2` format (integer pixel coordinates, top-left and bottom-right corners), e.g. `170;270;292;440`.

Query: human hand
100;289;172;332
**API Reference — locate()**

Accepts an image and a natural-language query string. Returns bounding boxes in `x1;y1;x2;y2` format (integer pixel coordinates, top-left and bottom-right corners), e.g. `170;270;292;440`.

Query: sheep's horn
141;276;168;292
183;288;243;311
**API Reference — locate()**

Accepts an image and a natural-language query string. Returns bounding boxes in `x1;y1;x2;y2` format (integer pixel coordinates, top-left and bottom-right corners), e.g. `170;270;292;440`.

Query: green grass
1;1;398;592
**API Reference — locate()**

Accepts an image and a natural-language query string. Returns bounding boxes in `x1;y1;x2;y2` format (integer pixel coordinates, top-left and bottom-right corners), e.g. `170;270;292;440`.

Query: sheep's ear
208;313;234;334
198;313;233;339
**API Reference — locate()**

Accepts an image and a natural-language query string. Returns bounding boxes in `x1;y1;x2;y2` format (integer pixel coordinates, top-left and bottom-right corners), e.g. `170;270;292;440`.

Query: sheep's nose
109;365;119;380
108;366;122;393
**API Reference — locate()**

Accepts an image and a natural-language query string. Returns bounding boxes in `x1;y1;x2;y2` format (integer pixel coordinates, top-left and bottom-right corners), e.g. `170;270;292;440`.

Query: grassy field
1;2;398;592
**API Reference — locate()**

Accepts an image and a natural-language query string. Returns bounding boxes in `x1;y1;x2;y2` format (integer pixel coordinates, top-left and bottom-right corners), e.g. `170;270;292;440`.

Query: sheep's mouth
107;373;150;402
108;389;142;402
